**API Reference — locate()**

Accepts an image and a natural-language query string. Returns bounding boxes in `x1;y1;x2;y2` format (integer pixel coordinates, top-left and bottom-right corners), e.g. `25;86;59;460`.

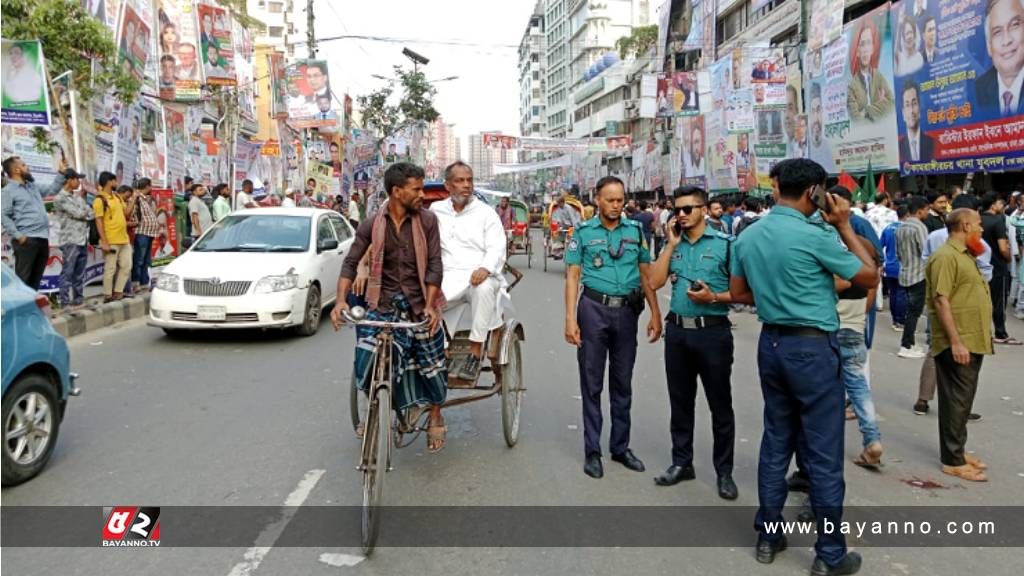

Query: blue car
1;264;79;485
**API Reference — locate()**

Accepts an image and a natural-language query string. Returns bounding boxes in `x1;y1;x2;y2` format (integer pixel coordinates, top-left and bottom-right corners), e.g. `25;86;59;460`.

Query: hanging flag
877;174;885;195
838;170;859;195
858;160;877;205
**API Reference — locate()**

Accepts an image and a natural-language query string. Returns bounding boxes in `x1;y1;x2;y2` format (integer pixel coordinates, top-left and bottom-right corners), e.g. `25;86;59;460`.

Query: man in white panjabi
431;161;507;381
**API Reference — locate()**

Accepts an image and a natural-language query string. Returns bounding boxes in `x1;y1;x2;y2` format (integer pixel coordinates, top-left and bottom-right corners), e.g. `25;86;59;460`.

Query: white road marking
318;553;365;568
226;469;326;576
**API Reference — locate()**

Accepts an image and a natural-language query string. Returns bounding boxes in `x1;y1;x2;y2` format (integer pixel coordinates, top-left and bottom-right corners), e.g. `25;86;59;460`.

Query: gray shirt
53;189;95;246
189;196;213;237
1;175;65;239
896;217;928;287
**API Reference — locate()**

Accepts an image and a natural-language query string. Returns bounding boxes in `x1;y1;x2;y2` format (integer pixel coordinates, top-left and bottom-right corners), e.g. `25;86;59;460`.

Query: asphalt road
4;237;1023;576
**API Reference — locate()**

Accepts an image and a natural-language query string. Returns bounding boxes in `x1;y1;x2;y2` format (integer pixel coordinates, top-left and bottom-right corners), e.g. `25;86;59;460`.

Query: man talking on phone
647;185;738;500
729;159;877;576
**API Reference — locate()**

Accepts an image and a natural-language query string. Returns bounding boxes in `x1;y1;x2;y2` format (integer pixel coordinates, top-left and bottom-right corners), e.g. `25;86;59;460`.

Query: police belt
582;286;632;308
763;324;829;338
665;312;730;329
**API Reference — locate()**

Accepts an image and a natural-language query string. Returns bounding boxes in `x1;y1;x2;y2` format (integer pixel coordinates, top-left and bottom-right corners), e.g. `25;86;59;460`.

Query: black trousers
901;280;926;349
663;322;735;475
13;237;50;290
935;348;983;467
989;272;1008;339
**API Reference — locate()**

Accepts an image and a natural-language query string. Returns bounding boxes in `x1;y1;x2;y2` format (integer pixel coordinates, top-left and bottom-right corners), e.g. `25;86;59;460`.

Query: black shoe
755;535;787;564
584;454;603;479
967;413;982;422
810;552;862;576
913;400;929;415
717;475;738;500
787;470;811;493
610;449;645;472
654;464;696;486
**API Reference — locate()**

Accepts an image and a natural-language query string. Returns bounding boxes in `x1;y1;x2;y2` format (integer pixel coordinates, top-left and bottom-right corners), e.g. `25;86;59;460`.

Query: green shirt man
565;216;651;296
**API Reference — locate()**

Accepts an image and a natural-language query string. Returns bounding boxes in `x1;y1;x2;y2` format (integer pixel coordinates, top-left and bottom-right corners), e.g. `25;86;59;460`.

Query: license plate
197;306;226;321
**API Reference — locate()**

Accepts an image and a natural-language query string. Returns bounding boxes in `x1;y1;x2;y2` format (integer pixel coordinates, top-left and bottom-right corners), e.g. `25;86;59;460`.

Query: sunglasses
674;204;705;215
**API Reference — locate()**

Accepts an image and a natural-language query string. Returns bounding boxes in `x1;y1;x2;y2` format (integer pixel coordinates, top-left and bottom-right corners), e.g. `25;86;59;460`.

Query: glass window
192;215;311;252
329;215;352;242
317;217;337;243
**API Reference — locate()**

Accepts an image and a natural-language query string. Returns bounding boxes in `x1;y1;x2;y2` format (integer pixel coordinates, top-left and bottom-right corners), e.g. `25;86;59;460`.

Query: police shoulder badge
568;238;579;251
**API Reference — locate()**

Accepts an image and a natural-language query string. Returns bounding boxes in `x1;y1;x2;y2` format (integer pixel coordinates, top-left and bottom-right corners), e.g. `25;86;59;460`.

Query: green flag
857;160;877;205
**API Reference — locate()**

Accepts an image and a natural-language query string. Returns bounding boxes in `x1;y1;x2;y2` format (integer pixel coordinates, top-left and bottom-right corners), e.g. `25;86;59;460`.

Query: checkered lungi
353;294;448;410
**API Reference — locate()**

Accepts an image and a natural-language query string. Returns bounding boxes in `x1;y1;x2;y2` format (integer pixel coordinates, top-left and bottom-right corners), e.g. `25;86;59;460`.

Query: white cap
284;188;296;196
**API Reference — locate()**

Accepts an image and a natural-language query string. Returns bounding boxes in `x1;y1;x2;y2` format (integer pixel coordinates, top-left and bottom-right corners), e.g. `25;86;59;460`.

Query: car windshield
191;214;311;253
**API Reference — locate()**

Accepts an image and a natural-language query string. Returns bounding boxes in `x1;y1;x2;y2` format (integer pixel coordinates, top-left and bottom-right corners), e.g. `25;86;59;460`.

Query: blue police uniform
663;227;735;477
730;205;864;567
566;217;649;458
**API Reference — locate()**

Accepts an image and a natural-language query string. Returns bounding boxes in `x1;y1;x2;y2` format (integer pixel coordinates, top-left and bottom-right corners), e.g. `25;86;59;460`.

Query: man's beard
22;172;34;183
451;192;473;207
966;235;986;257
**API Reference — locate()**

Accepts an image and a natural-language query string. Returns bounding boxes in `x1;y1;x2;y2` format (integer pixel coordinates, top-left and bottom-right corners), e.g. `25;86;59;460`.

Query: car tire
2;373;62;486
296;284;322;337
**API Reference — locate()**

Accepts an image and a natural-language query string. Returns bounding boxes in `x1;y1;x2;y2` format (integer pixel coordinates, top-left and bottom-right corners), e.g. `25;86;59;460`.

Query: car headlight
155;273;180;292
254;273;299;294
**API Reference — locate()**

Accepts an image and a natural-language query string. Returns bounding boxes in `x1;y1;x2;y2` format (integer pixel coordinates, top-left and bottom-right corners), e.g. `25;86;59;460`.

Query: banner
754;109;786;191
163;105;187;195
151;188;179;261
892;0;1024;174
285;60;335;128
785;67;807;159
156;0;203;100
384;135;409;162
69;91;98;194
306;159;333;198
707;113;738;192
196;3;235;86
233;138;261;191
1;39;52;126
656;74;673;117
807;0;847;52
606;135;633;154
139;104;167;186
678;116;707;184
805;5;899;174
268;52;288;118
0;125;62;189
483;133;518;149
233;20;256;125
113;101;143;185
115;2;151;82
672;71;700;116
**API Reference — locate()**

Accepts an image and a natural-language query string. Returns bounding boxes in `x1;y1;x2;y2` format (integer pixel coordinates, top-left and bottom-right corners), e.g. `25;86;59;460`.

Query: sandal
355;421;365;439
427;422;447;453
853;442;883;469
942;464;988;482
964;453;988;470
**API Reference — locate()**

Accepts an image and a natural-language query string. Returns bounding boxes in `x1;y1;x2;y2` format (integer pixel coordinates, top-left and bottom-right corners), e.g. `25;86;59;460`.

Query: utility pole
306;0;317;58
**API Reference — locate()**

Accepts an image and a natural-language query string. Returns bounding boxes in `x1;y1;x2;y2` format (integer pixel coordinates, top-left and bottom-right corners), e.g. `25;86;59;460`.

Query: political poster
673;71;700;116
156;0;203;100
139;104;167;187
268;52;288;118
113;101;143;185
285;60;335;128
196;3;235;86
1;39;51;126
754;109;786;192
892;0;1024;174
805;5;900;174
151;188;179;261
69;91;99;194
384;135;409;162
706;113;738;193
162;106;187;196
678;115;707;185
115;2;151;82
655;74;673;117
727;89;755;133
747;44;786;84
233;20;256;126
807;0;846;52
233;138;261;191
784;67;807;159
0;125;62;189
92;92;119;177
606;135;633;154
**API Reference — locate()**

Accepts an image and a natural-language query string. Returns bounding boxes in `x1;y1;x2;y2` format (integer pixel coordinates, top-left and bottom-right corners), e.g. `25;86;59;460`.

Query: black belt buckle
604;295;625;307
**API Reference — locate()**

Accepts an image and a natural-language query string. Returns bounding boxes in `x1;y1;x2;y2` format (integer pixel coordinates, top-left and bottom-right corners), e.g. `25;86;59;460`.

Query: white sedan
148;208;353;336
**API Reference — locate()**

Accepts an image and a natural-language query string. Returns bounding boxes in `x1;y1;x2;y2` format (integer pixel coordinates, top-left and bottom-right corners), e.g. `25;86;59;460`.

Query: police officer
648;185;738;500
565;176;662;479
729;159;876;575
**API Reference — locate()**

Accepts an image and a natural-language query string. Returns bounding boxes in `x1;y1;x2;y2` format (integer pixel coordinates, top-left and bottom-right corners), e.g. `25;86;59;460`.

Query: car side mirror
317;238;339;253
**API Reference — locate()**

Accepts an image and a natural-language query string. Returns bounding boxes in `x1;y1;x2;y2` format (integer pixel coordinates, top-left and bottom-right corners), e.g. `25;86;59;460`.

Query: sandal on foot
427;423;447;453
942;464;988;482
853;442;883;469
964;453;988;470
355;422;365;439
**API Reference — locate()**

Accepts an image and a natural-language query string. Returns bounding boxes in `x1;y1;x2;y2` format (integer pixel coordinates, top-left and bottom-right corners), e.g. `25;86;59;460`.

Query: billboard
1;39;52;126
892;0;1024;174
115;2;151;82
285;60;335;128
196;2;235;86
804;5;900;174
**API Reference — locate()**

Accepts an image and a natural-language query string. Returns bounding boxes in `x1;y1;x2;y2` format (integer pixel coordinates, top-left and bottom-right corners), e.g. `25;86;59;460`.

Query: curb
50;294;151;339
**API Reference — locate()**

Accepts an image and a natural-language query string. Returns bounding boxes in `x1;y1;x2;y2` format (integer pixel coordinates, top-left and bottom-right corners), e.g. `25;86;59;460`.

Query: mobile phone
673;221;682;236
810;184;830;214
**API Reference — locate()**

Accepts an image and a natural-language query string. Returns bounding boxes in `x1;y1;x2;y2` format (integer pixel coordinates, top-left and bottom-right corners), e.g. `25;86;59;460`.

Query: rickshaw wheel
350;378;364;434
501;336;524;447
361;387;390;555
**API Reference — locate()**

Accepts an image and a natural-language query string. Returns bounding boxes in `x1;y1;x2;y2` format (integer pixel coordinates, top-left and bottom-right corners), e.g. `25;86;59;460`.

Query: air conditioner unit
624;100;637;110
624;106;640;120
625;73;636;84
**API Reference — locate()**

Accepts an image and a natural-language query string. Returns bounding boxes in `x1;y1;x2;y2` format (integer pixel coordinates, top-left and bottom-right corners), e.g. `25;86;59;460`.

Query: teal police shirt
669;226;733;318
566;217;650;296
729;205;863;332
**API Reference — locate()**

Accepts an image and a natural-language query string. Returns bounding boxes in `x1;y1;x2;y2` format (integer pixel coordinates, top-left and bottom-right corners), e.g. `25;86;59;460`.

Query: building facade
544;0;570;138
520;1;548;143
246;0;298;58
468;133;516;183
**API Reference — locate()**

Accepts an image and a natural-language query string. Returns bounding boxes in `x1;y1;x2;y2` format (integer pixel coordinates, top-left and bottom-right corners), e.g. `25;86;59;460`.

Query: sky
297;0;539;157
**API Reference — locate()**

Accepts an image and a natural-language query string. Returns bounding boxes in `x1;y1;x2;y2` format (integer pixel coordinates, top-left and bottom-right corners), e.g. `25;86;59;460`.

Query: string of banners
482;134;632;153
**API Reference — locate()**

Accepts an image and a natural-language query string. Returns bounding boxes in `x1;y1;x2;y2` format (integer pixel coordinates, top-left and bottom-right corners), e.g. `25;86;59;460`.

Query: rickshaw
543;196;584;272
506;198;533;268
342;187;526;556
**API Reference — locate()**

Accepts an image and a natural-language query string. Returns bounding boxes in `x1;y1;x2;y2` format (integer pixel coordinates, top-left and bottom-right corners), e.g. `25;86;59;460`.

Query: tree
357;65;440;148
615;25;659;60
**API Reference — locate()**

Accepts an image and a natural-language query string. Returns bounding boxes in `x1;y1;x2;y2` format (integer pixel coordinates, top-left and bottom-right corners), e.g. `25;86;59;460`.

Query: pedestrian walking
880;201;908;330
565;176;662;479
52;169;94;310
980;193;1020;344
729;158;876;575
188;183;213;239
211;183;232;222
895;195;930;358
1;156;67;289
926;208;994;482
348;192;362;229
129;178;160;292
648;185;738;499
93;172;133;302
